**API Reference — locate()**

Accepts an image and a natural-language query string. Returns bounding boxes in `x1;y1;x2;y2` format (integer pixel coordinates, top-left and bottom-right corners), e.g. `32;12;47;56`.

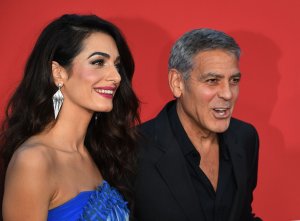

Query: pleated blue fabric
47;181;129;221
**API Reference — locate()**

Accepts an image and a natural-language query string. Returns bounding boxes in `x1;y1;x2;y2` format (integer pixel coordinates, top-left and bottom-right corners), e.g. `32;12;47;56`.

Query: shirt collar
168;101;230;161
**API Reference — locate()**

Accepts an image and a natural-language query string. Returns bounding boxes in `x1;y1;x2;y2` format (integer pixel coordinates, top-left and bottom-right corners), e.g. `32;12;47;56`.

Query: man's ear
168;69;184;98
52;61;67;86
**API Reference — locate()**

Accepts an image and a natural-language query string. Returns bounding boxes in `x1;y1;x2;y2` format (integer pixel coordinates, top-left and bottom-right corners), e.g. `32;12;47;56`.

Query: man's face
176;49;240;134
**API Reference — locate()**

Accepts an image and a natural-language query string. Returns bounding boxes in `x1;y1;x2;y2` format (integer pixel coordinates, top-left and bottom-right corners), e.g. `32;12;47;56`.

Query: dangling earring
52;83;64;119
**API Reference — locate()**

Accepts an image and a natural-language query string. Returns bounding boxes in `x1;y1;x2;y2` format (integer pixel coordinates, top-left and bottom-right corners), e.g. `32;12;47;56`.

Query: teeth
95;89;114;94
218;111;225;116
214;109;226;115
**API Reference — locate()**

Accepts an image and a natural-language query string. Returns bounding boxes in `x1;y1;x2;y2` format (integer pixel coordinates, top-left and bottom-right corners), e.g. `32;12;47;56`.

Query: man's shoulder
229;117;257;134
227;118;259;148
138;118;157;135
138;101;173;135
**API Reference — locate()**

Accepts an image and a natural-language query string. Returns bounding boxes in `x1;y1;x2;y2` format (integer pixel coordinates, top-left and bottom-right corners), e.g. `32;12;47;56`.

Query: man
135;28;262;221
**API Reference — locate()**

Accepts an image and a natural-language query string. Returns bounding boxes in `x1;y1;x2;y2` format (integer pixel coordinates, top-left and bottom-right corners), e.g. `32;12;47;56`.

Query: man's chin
211;119;231;133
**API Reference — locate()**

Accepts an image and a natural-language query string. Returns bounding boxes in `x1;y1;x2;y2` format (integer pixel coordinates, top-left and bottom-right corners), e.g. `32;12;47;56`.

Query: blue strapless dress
47;181;129;221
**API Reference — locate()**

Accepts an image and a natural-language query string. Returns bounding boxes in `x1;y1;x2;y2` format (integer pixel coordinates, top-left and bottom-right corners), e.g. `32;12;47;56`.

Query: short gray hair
168;28;240;79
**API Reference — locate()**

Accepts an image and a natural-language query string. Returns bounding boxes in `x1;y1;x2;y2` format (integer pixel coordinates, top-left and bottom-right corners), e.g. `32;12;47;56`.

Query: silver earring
52;83;64;119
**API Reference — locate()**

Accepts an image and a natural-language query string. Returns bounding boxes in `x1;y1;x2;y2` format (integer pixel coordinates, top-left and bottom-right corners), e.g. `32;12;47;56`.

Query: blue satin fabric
47;181;129;221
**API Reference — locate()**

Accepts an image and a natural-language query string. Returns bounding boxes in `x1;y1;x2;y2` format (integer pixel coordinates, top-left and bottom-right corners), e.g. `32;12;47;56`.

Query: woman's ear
52;61;67;86
168;69;184;98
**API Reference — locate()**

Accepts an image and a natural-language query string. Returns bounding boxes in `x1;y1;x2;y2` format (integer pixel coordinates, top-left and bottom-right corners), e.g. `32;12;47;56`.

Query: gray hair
168;28;240;79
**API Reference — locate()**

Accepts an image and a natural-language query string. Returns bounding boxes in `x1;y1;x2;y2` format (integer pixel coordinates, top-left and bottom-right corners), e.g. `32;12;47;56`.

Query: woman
0;14;139;221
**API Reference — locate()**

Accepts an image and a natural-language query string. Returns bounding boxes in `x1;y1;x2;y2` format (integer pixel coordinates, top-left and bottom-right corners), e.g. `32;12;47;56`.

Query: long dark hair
0;14;140;212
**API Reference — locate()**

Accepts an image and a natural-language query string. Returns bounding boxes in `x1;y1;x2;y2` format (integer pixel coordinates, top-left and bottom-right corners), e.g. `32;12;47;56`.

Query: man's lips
212;107;231;118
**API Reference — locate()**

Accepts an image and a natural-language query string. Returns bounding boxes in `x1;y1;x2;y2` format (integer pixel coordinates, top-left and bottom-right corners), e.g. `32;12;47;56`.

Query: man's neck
176;103;218;153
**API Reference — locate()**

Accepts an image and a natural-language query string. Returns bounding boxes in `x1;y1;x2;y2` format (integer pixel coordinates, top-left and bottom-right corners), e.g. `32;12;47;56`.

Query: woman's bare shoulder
5;138;57;194
2;139;56;220
9;138;55;172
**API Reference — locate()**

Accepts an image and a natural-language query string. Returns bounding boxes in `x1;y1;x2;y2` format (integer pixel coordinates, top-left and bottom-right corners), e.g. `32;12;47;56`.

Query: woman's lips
94;86;116;98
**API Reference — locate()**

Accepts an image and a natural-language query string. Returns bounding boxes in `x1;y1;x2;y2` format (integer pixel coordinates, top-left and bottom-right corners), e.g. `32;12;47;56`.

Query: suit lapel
153;102;205;221
222;126;247;221
151;102;249;221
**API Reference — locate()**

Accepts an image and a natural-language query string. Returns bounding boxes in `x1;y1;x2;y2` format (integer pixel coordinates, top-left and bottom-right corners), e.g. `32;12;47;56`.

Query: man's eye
206;78;218;84
231;77;240;85
91;59;105;66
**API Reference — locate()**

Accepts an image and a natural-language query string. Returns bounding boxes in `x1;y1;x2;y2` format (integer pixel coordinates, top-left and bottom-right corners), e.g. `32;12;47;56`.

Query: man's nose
218;82;233;100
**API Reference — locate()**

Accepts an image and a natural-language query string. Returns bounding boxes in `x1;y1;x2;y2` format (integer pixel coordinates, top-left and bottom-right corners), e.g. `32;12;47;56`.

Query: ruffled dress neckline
47;180;129;221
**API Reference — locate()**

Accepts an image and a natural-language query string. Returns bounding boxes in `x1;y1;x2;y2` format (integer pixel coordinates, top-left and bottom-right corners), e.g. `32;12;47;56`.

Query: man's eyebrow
196;72;241;81
231;72;242;78
200;72;223;79
88;51;110;59
201;72;241;78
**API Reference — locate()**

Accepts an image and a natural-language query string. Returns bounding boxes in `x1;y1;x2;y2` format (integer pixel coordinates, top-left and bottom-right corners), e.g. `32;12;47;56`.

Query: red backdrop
0;0;299;220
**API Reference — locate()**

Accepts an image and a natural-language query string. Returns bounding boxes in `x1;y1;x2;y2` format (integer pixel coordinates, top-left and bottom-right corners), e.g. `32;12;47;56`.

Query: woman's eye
91;59;105;66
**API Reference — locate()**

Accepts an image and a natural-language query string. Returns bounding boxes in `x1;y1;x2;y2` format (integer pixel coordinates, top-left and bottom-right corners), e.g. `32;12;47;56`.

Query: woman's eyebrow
88;51;110;59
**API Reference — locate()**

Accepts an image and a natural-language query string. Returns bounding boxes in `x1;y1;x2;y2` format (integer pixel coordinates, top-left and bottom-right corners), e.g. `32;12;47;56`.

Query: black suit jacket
134;101;262;221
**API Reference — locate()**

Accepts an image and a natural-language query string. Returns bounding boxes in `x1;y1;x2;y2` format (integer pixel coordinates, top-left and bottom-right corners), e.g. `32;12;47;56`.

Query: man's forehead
189;51;240;79
193;49;239;62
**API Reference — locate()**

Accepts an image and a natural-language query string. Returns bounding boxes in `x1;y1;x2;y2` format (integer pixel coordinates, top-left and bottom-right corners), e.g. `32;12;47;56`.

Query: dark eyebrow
231;72;242;78
200;72;223;79
88;52;120;63
88;52;110;59
199;72;241;80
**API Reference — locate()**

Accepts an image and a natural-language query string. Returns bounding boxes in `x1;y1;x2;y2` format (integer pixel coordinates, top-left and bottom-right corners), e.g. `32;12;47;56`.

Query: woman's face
61;32;121;114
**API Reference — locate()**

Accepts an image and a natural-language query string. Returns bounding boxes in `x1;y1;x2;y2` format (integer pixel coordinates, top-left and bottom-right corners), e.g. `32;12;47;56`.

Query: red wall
0;0;299;220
